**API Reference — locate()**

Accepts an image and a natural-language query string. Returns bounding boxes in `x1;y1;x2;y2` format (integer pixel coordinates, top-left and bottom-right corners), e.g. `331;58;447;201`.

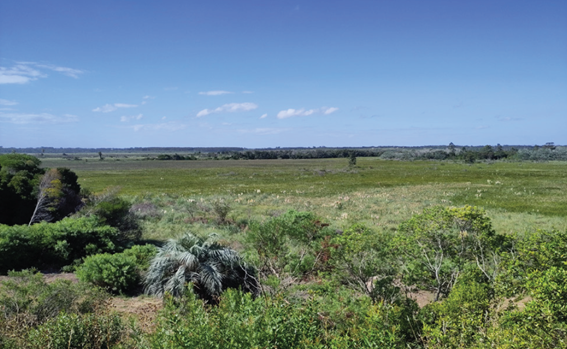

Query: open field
41;157;567;237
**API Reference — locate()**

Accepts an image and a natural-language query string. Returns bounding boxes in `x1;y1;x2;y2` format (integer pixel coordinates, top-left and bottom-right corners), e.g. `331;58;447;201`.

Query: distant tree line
151;144;567;162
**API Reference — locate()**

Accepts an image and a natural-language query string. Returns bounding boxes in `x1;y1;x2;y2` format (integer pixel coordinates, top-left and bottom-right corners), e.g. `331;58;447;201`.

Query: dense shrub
0;216;120;273
0;154;43;225
27;312;124;349
150;288;419;348
122;243;158;271
76;253;139;294
397;205;504;301
0;270;109;347
248;210;333;277
79;190;142;241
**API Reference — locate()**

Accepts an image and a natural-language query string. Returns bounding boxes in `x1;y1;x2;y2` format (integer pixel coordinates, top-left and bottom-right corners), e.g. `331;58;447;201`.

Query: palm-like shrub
144;233;259;303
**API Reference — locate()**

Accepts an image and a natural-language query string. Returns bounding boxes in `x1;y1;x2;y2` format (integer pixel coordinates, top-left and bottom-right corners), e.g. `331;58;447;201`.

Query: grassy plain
41;157;567;238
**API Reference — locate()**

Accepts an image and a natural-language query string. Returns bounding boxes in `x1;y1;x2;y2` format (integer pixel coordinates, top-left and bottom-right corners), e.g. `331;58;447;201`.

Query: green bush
150;288;419;348
77;253;139;294
27;312;124;349
122;244;158;271
397;205;503;301
247;210;332;277
0;270;109;346
0;216;120;274
80;192;142;241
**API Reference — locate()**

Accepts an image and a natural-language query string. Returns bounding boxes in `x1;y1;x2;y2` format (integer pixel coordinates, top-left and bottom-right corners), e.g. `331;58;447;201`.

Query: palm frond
144;232;258;301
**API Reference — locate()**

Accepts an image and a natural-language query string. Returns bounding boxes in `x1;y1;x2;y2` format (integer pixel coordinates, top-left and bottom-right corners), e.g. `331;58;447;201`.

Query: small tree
144;233;259;303
348;151;357;166
397;206;500;301
29;169;63;225
330;224;400;304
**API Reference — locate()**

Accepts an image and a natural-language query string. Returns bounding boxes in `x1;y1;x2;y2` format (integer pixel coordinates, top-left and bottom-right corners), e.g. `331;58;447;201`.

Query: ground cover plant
1;154;566;347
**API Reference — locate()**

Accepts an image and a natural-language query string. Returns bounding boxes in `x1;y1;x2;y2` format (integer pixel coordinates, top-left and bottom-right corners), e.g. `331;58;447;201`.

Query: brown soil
110;296;162;333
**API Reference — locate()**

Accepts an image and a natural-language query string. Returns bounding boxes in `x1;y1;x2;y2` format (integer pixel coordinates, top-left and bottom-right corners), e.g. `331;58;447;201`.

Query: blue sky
1;0;566;148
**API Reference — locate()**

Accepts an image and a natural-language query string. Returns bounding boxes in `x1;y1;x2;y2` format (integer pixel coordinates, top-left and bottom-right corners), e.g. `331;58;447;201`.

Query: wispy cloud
242;91;254;94
0;112;78;124
141;95;155;105
237;127;290;135
33;63;83;78
120;114;143;122
199;90;233;96
276;106;338;119
129;122;186;132
0;64;44;84
93;103;138;113
0;99;18;106
196;102;258;117
260;113;268;119
0;62;84;84
496;116;523;122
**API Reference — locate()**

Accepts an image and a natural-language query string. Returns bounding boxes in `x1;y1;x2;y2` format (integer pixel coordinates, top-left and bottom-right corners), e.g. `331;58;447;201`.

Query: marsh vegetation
1;151;567;348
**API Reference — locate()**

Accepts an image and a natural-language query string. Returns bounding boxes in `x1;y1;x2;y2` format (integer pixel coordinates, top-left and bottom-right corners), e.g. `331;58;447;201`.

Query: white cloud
242;91;254;94
0;62;83;84
277;106;338;119
0;64;44;84
323;107;339;115
93;103;138;113
114;103;137;108
196;102;258;117
0;99;17;106
120;114;143;122
199;90;233;96
260;113;268;119
161;116;167;120
0;112;78;124
129;122;186;132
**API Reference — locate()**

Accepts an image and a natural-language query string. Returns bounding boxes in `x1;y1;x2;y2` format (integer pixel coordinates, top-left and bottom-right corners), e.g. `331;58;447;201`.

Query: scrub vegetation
1;151;567;348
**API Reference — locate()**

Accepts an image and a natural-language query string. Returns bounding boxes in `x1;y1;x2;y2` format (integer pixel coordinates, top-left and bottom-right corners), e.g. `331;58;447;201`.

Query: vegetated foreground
2;154;567;348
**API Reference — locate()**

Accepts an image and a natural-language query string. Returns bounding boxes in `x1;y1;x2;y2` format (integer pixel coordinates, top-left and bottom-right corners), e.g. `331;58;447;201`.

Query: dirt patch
110;296;162;333
408;290;435;308
43;272;79;283
0;272;79;284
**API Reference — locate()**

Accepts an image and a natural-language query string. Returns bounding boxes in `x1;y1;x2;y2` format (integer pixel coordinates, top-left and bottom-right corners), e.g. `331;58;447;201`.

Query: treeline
150;143;567;162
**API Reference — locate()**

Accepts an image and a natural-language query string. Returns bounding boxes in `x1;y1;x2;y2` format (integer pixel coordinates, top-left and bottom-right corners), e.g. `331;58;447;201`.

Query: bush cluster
76;244;157;294
0;216;120;274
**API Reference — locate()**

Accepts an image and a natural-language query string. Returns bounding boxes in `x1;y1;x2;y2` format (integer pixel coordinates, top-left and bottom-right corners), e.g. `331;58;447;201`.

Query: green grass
42;157;567;218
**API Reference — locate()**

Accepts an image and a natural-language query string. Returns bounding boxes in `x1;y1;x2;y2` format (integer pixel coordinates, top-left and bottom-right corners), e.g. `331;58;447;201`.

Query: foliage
420;271;494;348
0;154;83;226
247;210;332;277
398;205;502;301
0;216;120;273
496;229;567;297
79;187;142;241
26;312;124;349
0;154;43;225
211;197;231;223
150;287;420;349
330;223;401;303
144;232;259;303
122;243;158;270
0;270;109;346
77;253;139;294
